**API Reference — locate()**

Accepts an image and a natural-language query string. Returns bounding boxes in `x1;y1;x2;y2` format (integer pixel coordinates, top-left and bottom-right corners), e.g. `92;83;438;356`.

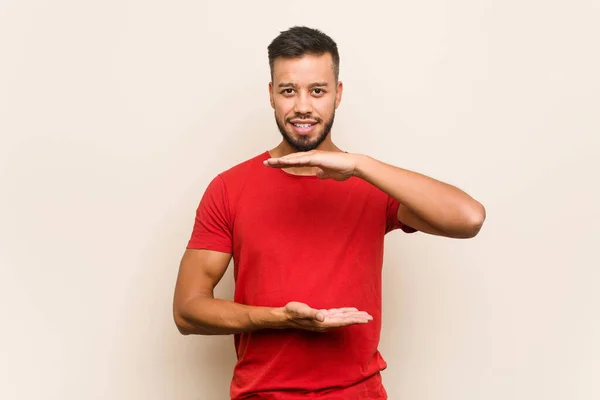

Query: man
173;26;485;399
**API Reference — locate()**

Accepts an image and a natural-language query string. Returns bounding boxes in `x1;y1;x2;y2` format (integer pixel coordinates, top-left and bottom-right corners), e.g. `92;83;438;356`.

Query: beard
275;111;335;152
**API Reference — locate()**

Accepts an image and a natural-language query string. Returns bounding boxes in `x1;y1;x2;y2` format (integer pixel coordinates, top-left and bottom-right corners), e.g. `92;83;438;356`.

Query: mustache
286;115;322;123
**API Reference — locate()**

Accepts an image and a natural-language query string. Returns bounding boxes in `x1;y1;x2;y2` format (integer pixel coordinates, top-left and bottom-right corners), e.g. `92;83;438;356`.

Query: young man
173;26;485;399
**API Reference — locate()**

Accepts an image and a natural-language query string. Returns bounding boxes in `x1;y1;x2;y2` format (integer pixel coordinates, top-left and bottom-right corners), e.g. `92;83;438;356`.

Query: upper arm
173;249;232;316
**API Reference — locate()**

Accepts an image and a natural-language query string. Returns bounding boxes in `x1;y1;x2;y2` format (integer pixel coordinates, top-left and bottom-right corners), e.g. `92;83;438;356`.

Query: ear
269;81;275;109
335;81;343;109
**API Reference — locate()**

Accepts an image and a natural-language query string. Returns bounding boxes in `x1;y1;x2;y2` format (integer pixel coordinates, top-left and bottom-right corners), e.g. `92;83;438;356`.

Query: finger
263;159;313;168
268;152;310;161
263;159;288;167
315;168;328;179
280;150;316;159
269;161;312;168
351;311;373;320
276;155;318;166
305;313;373;331
321;318;372;329
287;302;319;319
315;311;325;322
298;306;320;320
334;312;372;320
326;309;367;318
295;310;325;325
327;307;359;314
326;311;373;322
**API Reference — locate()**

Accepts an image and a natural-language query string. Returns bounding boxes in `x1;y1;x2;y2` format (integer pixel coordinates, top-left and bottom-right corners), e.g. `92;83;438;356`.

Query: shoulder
218;151;268;183
206;151;269;205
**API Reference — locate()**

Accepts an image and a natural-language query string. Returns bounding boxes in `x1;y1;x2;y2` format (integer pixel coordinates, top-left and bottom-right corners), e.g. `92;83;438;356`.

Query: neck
269;136;341;158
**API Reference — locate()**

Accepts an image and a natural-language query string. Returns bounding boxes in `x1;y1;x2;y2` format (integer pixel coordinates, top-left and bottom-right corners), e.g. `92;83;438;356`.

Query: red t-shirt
187;151;416;399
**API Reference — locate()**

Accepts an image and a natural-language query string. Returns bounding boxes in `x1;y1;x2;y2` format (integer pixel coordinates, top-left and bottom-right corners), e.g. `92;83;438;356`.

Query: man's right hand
278;301;373;332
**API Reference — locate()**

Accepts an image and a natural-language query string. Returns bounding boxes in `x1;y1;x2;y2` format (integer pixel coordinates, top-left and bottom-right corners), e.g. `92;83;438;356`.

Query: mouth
289;120;318;135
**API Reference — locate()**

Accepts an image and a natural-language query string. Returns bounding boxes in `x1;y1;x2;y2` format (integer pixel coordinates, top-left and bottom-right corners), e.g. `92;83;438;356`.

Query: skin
173;52;486;335
269;53;342;157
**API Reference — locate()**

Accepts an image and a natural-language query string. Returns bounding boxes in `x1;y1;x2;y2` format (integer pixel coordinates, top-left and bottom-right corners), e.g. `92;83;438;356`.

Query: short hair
267;26;340;81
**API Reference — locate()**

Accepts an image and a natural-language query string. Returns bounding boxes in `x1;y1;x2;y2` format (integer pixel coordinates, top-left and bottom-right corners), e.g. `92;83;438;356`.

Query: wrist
353;154;371;179
269;307;290;329
249;306;290;330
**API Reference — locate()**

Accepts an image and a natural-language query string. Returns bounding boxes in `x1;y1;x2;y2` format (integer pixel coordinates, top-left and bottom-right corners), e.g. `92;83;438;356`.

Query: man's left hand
264;150;360;181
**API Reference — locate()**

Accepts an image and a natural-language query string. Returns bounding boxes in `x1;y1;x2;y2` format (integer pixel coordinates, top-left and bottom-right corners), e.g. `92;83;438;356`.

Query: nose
293;91;312;115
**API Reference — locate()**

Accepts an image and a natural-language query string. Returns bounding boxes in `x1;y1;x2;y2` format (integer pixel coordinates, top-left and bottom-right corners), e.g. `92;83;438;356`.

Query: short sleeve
385;195;418;234
186;175;233;253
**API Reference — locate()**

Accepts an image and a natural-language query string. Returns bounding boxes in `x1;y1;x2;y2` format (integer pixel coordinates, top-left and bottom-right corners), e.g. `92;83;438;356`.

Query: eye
281;89;295;95
312;88;325;95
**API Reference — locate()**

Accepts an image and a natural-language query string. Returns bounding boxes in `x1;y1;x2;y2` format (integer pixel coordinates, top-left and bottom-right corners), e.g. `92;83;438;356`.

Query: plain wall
1;1;598;399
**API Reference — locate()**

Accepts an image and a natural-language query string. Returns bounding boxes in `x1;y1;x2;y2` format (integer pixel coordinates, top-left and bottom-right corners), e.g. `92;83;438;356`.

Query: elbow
173;304;214;336
173;309;193;335
462;201;486;238
173;302;203;335
447;201;485;239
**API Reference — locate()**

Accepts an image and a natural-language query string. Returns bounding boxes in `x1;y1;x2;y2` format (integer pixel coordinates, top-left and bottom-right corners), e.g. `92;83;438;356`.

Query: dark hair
267;26;340;81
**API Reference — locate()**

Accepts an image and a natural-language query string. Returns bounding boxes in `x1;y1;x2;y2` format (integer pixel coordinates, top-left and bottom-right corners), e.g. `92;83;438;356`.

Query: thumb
315;168;328;179
314;310;325;322
303;306;324;321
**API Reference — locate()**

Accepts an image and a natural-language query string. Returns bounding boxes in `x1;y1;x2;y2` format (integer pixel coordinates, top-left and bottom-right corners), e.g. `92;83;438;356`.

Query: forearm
355;155;485;236
175;295;288;335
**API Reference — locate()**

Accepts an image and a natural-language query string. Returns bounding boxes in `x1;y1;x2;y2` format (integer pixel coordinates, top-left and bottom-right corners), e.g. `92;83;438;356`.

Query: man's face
269;53;343;152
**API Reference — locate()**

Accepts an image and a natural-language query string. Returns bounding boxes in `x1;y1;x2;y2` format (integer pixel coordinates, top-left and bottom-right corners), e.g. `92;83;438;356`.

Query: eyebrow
278;82;329;89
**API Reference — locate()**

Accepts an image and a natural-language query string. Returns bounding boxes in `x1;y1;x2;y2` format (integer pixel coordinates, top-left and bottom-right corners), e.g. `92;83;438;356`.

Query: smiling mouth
289;121;317;135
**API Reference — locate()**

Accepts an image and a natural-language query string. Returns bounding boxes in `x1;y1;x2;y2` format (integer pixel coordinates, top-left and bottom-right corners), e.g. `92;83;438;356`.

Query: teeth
294;123;312;128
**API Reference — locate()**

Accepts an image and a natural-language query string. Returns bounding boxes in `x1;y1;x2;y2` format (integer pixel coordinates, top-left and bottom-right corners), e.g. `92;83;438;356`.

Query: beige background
1;0;599;399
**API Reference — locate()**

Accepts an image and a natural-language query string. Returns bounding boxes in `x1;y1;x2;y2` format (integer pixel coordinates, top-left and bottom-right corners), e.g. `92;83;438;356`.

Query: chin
276;118;330;152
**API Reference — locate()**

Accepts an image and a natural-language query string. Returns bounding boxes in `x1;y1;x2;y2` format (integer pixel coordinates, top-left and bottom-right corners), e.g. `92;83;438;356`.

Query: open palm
283;301;373;332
